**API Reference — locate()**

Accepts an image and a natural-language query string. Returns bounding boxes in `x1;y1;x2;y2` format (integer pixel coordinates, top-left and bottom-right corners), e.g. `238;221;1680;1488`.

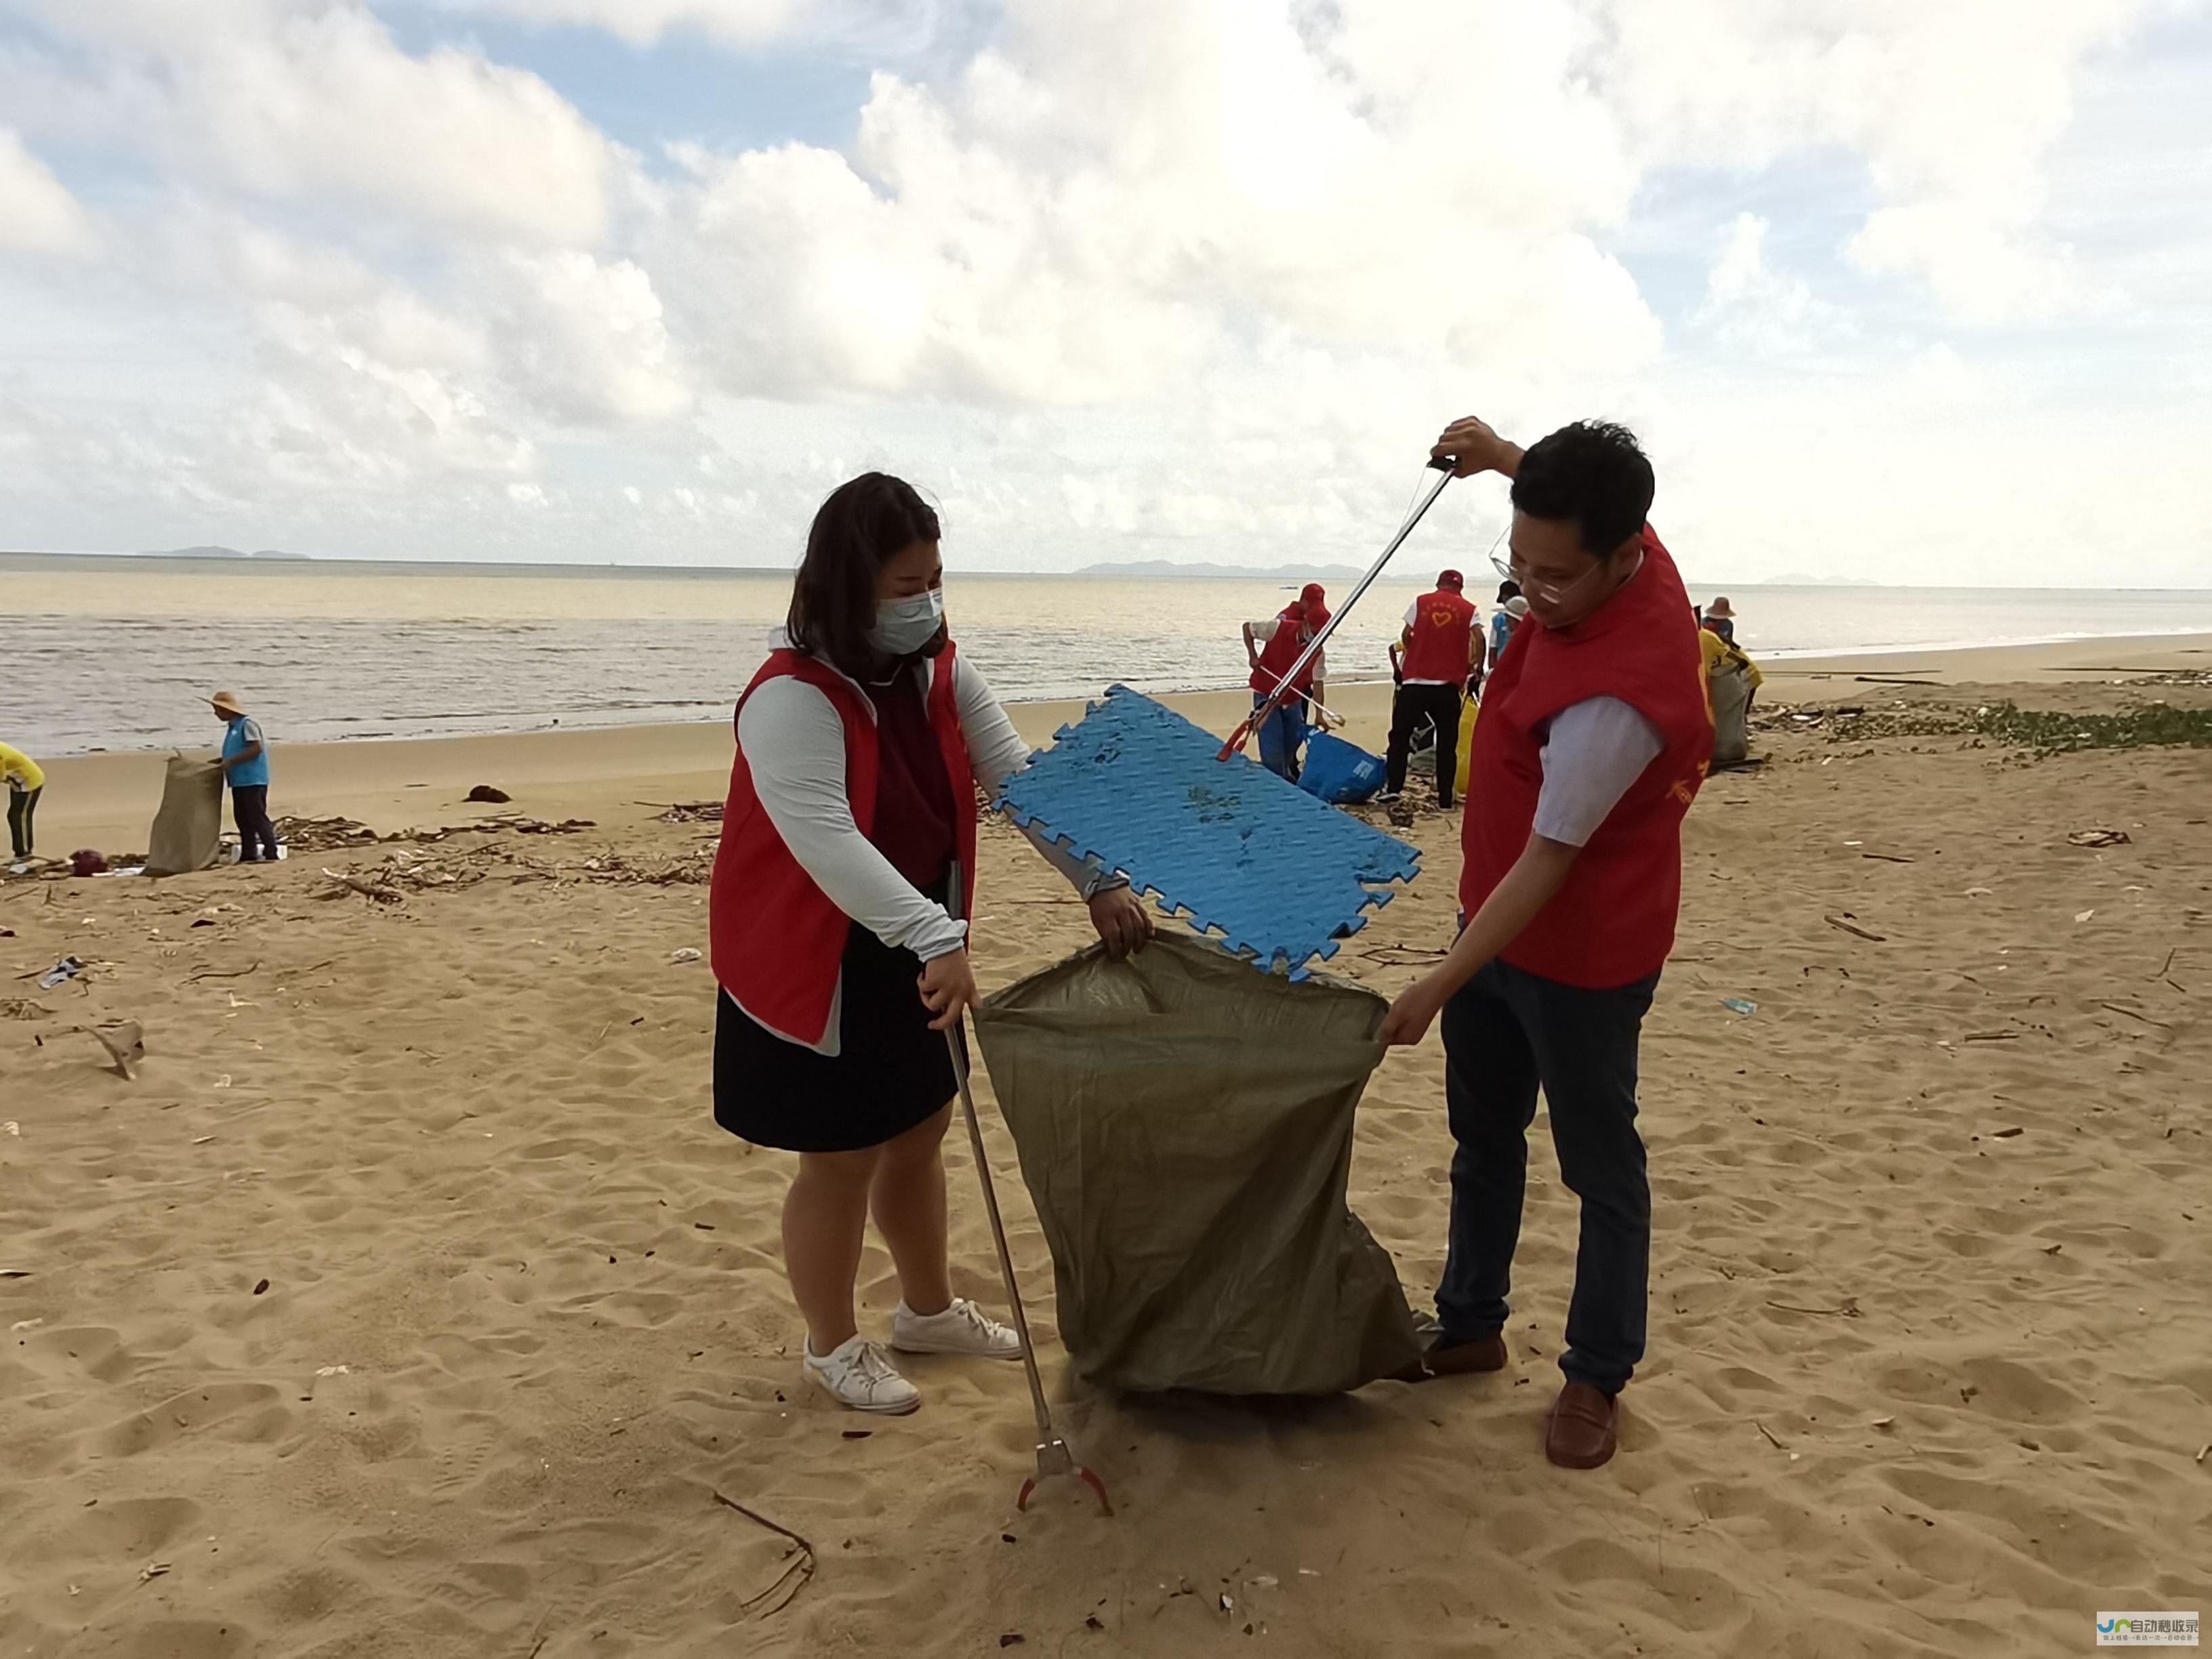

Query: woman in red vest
710;473;1153;1415
1376;417;1711;1472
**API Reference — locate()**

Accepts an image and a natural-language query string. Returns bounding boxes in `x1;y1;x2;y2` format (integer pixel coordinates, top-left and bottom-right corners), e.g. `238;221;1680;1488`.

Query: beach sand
3;636;2207;1656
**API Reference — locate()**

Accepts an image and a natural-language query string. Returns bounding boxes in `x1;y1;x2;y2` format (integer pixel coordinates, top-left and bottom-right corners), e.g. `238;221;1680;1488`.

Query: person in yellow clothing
3;741;44;867
1700;607;1763;768
1698;621;1762;693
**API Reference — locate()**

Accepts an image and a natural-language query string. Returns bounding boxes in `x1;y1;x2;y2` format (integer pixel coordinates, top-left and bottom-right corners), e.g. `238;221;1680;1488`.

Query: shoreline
19;631;2209;857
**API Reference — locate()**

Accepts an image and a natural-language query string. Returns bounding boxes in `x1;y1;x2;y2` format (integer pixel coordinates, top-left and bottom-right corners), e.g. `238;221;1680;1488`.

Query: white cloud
0;127;96;255
1599;0;2149;323
484;249;691;424
8;2;622;244
0;0;2206;586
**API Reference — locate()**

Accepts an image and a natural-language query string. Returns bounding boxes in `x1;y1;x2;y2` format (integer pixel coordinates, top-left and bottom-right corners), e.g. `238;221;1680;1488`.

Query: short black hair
1495;579;1520;603
787;472;941;678
1509;420;1654;557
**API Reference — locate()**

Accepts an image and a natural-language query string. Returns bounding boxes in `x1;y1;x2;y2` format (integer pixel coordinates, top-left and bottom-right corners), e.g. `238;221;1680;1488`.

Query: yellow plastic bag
1454;693;1478;798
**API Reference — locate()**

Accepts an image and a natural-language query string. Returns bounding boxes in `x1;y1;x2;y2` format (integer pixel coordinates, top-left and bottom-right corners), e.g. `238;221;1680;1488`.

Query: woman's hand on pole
1086;887;1153;960
1431;416;1523;480
918;947;980;1030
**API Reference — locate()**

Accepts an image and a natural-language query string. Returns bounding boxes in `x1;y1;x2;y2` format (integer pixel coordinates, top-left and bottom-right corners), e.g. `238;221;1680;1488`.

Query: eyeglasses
1490;551;1611;609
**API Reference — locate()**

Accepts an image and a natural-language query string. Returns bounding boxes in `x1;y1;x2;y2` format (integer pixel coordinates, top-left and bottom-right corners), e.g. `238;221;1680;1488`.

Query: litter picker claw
945;1025;1113;1517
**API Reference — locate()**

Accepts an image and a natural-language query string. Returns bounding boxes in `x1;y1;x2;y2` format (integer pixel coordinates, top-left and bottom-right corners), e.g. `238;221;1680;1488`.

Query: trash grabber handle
1217;456;1458;760
945;1023;1057;1440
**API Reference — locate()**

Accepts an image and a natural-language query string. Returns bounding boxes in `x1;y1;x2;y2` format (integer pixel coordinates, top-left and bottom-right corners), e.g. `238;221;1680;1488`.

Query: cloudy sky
1;0;2207;586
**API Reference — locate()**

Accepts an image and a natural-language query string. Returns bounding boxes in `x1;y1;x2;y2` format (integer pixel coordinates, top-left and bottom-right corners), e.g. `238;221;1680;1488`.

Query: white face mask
866;586;945;655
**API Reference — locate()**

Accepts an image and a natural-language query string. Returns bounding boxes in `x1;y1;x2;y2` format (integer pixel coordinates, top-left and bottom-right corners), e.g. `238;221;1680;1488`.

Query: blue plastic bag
1297;731;1385;804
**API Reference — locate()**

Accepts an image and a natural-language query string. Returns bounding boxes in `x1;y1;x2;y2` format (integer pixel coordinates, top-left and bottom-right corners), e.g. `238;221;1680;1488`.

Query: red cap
1437;569;1464;590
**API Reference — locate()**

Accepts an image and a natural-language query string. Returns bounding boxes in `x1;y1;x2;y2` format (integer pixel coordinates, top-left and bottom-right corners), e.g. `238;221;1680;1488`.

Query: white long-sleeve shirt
732;650;1103;1052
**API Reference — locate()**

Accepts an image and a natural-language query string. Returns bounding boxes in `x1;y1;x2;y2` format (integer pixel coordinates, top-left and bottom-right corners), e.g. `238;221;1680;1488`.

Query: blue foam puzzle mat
995;685;1422;977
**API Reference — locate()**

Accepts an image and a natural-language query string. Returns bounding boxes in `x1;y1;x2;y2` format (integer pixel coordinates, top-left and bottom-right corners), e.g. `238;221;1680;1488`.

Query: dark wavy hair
787;472;942;678
1510;420;1654;558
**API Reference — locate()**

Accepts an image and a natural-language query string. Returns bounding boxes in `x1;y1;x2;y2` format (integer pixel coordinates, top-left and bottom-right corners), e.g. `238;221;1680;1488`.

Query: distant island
1077;560;1368;580
144;545;312;560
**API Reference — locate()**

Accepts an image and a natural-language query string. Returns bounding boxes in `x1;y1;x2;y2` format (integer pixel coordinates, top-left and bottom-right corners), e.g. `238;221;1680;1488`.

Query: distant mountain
145;545;311;560
1076;560;1368;580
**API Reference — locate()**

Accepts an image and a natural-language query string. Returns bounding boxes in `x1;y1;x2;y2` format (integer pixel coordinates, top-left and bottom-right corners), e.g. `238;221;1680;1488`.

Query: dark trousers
1385;682;1463;805
1437;957;1659;1395
1253;693;1308;781
7;786;37;859
232;784;280;861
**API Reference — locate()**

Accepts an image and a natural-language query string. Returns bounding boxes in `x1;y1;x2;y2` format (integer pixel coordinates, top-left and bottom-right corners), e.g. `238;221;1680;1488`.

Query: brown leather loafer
1425;1332;1507;1377
1544;1382;1620;1469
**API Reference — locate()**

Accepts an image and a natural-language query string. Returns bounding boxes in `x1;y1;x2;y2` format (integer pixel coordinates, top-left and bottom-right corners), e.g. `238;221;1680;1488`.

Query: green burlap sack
972;933;1423;1395
144;756;226;877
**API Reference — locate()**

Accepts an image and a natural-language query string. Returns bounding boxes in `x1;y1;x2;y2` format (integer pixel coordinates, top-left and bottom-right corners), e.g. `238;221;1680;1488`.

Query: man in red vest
1378;415;1711;1471
1380;568;1480;809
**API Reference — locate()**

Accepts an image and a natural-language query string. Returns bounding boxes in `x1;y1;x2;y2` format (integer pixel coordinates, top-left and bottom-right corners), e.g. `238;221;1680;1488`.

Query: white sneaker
890;1297;1023;1359
802;1335;921;1414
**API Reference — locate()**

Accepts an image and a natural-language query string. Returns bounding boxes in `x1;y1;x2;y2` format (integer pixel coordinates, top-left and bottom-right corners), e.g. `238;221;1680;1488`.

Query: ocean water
5;554;2211;757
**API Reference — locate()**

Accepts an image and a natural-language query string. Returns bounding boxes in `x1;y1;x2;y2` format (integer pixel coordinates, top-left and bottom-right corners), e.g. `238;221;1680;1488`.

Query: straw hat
1705;596;1736;619
209;690;247;717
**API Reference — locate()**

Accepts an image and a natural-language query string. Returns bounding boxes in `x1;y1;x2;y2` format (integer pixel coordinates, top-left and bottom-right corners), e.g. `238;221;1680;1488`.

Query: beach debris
1765;1298;1861;1318
1992;1126;2024;1139
314;1364;350;1377
1872;1416;1896;1431
2067;828;2131;847
70;850;109;878
466;785;512;804
1719;998;1758;1016
184;960;261;983
137;1561;171;1584
9;1317;39;1330
72;1021;143;1079
998;1637;1024;1649
712;1490;817;1617
653;800;724;823
253;1278;270;1295
669;947;702;965
1823;914;1887;943
0;1269;29;1279
1754;1420;1787;1451
1;998;50;1020
1963;886;1993;897
37;956;87;989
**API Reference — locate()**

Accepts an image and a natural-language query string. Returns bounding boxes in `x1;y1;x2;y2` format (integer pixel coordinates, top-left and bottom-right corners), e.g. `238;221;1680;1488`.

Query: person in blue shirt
211;690;280;862
1488;580;1523;670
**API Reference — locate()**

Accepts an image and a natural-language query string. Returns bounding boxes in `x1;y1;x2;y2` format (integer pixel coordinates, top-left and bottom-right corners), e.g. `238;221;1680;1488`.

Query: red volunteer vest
710;644;978;1046
1250;607;1318;695
1460;529;1712;988
1401;588;1478;682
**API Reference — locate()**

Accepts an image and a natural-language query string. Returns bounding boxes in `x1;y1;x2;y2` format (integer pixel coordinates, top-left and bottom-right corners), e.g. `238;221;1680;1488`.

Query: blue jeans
1253;693;1307;780
1436;957;1660;1395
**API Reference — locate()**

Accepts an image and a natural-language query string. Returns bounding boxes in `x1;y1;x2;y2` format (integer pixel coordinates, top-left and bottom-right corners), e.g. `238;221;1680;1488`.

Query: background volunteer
1378;415;1712;1474
211;692;280;862
709;471;1153;1417
3;741;42;865
1381;568;1481;809
1242;583;1331;781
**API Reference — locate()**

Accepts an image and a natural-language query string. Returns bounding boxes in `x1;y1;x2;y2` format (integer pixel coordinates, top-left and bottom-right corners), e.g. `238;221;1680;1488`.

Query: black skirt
713;916;963;1153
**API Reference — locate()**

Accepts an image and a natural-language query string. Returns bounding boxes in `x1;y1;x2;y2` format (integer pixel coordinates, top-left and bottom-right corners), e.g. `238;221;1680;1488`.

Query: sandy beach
3;633;2207;1656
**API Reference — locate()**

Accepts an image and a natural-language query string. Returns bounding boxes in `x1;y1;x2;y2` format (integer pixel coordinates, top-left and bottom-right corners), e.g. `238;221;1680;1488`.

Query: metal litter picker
945;1025;1113;1516
1219;453;1460;762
